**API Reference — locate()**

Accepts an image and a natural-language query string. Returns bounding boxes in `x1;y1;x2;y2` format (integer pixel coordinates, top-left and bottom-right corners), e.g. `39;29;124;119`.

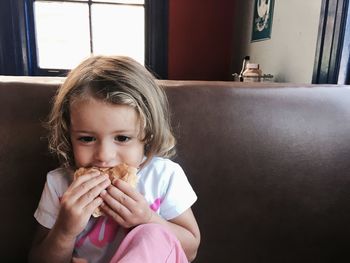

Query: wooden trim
0;0;29;75
144;0;168;79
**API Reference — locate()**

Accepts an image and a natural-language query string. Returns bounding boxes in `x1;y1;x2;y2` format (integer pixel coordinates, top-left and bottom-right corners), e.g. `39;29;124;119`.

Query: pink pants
109;223;188;263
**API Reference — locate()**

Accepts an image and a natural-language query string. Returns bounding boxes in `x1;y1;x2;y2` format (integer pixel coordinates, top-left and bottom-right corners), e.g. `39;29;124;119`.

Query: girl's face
70;98;145;169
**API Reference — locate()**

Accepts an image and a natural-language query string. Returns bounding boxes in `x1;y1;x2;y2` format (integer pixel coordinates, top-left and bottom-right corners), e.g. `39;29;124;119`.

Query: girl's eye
115;135;130;142
78;136;96;143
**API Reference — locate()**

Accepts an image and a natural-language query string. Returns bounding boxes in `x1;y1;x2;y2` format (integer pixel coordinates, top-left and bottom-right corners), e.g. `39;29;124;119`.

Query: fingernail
112;178;118;185
99;174;107;180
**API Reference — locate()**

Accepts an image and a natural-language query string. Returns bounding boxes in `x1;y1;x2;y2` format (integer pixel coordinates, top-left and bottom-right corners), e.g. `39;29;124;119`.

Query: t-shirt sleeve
34;171;63;229
160;163;197;220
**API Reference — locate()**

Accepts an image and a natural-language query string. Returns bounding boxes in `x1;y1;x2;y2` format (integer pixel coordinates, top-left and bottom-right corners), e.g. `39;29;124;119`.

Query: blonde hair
48;55;175;167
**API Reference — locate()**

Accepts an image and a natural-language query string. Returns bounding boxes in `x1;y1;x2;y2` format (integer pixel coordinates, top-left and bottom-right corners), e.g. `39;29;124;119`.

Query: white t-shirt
34;157;197;262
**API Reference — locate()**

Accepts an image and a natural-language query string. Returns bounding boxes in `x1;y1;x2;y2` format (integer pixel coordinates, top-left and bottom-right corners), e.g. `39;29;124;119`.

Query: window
312;0;350;84
23;0;168;78
33;0;144;71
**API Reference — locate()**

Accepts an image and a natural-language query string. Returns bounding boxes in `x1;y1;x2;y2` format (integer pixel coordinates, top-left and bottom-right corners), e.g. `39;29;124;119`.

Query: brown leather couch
1;76;350;262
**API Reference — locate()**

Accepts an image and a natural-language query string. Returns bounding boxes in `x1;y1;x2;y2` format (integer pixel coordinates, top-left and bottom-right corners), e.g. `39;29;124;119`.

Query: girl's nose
94;142;116;166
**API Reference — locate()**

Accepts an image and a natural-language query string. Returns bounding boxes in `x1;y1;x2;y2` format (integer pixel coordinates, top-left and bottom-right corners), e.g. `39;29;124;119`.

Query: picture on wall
251;0;275;42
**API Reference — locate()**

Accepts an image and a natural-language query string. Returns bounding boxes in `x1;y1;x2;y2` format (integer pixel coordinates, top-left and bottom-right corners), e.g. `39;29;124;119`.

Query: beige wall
232;0;322;83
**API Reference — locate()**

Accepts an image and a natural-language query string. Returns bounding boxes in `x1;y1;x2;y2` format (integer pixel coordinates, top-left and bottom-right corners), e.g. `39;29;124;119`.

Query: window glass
93;0;144;4
91;4;144;64
34;2;90;69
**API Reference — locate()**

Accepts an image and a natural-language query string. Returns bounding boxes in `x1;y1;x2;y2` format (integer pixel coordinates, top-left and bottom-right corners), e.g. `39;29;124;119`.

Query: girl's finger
69;174;110;203
100;189;132;217
112;179;141;201
68;170;101;192
83;196;104;217
76;178;111;208
106;184;134;207
99;202;128;227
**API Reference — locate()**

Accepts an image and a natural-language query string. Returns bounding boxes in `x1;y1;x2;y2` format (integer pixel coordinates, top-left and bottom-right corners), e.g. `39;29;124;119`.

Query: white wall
232;0;322;84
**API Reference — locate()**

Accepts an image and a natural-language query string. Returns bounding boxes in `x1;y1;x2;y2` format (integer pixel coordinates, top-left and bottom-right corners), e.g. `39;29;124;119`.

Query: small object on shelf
232;73;239;81
239;56;250;82
261;74;274;82
242;63;262;82
232;58;274;82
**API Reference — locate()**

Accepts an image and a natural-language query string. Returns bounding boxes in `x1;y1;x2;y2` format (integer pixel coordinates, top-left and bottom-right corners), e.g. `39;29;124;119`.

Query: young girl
29;56;200;263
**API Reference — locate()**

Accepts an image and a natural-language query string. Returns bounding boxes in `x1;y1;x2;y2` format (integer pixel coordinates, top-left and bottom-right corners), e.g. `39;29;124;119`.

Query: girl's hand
54;171;111;239
100;179;153;228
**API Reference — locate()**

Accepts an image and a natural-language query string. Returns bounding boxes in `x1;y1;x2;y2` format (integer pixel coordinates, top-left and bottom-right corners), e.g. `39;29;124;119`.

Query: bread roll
74;163;138;217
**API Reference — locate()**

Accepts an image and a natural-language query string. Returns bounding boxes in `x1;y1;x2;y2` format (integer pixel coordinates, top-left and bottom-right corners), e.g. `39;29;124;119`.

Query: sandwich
74;163;138;217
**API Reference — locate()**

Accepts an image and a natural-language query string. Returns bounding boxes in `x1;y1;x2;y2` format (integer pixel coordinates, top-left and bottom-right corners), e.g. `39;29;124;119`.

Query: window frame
3;0;168;78
312;0;350;84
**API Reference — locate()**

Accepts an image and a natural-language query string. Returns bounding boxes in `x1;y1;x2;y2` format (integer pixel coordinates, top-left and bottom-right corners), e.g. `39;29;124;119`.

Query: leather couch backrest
0;80;60;260
163;81;350;262
1;77;350;262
